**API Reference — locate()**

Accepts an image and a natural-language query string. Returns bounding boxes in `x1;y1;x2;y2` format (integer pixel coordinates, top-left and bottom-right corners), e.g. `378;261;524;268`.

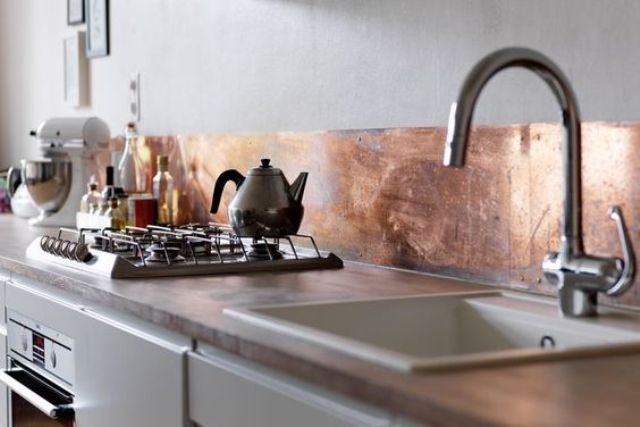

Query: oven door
0;358;74;426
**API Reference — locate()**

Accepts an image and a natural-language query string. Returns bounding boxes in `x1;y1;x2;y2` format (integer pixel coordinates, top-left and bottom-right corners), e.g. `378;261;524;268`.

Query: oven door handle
0;368;74;419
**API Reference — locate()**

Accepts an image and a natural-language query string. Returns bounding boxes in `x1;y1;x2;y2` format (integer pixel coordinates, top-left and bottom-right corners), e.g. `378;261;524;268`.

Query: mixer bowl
21;159;72;213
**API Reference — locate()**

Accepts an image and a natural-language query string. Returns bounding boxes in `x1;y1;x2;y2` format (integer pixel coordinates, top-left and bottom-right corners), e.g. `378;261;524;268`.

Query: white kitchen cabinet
0;276;6;327
0;279;6;427
0;318;6;427
1;276;429;427
5;279;191;427
189;344;392;427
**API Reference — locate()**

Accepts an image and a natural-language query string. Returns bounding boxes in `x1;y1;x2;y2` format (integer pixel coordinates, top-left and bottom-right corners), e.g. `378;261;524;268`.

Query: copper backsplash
123;121;640;308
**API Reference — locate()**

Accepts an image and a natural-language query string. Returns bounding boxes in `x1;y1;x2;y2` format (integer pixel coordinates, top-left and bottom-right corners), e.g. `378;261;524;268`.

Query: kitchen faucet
442;47;635;317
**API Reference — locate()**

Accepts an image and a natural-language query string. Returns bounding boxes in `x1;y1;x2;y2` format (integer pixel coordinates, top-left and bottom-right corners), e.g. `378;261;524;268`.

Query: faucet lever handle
606;206;636;296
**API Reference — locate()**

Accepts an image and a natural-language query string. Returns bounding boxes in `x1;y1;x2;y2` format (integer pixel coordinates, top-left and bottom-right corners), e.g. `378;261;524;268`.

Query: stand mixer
22;117;110;227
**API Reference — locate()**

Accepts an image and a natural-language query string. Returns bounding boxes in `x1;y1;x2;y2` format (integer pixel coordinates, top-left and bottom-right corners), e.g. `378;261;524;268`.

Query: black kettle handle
210;169;245;214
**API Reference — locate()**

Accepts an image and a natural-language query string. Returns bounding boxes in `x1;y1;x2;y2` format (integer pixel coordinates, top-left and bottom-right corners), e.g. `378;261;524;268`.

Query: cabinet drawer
188;349;391;427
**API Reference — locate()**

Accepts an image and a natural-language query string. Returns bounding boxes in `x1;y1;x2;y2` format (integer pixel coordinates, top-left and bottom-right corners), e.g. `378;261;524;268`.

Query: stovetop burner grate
26;223;343;278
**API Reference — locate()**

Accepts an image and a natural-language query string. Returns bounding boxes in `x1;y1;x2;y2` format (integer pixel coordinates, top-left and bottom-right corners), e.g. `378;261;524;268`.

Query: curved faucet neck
443;47;583;258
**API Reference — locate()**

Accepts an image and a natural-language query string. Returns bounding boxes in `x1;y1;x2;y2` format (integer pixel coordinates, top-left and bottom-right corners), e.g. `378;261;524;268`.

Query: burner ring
248;242;283;260
145;243;185;263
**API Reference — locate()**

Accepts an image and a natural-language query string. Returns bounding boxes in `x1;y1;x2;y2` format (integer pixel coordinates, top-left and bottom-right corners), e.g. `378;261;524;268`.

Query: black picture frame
67;0;85;25
85;0;109;58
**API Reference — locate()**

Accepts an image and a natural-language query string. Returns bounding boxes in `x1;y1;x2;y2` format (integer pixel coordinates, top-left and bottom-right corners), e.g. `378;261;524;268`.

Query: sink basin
224;291;640;371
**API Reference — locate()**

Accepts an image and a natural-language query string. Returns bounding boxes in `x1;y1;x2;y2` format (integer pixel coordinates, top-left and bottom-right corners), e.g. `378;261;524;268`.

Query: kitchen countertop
1;215;639;426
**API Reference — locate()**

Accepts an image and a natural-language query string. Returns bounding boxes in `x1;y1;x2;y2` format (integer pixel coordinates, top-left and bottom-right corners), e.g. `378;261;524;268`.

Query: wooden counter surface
0;215;638;426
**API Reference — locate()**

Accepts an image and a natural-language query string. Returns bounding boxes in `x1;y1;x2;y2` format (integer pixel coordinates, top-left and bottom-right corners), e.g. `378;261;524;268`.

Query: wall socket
129;72;140;122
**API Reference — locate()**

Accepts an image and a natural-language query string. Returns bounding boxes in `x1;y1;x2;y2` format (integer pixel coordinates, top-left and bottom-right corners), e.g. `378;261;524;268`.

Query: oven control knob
51;349;57;368
21;334;27;352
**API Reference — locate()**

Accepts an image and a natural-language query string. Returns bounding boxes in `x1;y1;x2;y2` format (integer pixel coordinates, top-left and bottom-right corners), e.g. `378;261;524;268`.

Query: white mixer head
36;117;110;156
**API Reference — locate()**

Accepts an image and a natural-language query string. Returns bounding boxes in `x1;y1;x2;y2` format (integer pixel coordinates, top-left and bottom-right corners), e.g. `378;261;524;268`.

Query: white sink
224;291;640;371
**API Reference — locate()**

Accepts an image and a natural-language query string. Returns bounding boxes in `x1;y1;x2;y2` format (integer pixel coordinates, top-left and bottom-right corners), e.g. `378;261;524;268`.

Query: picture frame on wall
86;0;109;58
64;32;89;107
67;0;85;25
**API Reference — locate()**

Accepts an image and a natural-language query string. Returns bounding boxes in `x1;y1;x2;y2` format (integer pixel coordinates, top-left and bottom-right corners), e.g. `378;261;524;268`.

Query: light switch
129;72;140;122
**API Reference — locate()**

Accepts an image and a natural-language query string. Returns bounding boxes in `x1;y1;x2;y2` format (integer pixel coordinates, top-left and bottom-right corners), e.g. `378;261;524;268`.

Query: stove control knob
21;334;27;352
51;348;57;368
74;243;92;263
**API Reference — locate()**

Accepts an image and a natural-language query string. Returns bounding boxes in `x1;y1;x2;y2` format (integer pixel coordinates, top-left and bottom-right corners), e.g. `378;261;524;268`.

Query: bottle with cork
152;155;174;224
80;176;101;213
117;122;140;194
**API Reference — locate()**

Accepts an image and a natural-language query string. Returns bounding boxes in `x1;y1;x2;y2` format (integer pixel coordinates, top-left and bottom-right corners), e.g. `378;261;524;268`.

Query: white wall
1;0;640;167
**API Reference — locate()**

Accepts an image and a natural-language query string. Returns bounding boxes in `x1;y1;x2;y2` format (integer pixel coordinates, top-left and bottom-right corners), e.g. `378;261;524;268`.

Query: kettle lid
247;158;282;176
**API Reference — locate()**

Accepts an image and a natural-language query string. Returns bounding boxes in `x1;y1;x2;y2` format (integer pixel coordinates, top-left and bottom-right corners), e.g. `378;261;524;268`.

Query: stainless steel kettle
210;159;308;238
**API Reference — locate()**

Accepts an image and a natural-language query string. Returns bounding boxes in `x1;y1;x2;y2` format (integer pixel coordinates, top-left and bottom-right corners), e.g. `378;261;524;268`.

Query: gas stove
25;223;343;278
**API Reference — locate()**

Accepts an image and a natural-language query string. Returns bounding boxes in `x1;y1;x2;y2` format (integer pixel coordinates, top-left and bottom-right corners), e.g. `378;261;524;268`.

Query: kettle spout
289;172;308;204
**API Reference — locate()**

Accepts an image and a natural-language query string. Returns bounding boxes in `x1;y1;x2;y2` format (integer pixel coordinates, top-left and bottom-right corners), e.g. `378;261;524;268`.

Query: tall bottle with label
117;122;140;194
152;156;174;224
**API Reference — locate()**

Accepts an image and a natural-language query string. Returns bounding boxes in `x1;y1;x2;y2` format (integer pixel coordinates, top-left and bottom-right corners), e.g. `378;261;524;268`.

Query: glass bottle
97;199;110;216
117;194;129;225
102;165;126;205
117;122;139;194
101;166;116;202
152;155;174;224
89;202;101;215
176;162;198;225
105;197;126;230
80;178;101;213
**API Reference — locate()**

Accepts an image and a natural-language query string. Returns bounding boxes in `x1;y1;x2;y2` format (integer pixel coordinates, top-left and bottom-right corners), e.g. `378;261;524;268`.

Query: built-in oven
0;310;75;426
